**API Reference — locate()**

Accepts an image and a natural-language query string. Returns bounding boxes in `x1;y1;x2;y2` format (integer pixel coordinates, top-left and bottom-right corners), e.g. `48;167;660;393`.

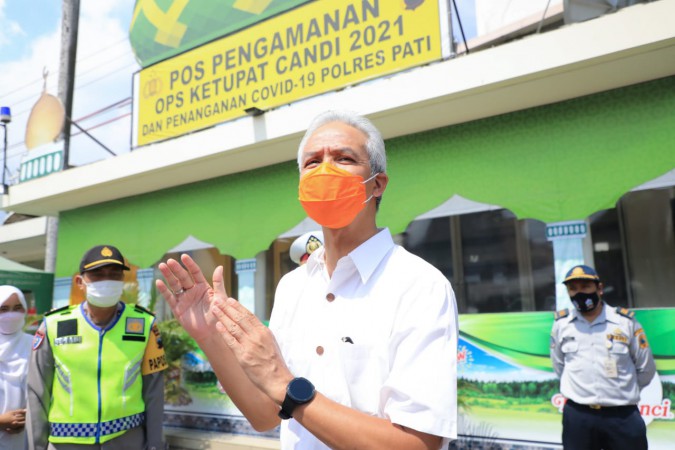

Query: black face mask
570;291;600;313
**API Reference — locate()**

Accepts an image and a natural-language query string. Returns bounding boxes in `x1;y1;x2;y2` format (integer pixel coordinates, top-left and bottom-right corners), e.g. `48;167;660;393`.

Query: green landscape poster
160;309;674;446
457;309;675;448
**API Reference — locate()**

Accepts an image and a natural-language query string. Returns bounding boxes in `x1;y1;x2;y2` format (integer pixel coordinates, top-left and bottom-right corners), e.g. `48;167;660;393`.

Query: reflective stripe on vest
45;303;153;444
50;412;145;438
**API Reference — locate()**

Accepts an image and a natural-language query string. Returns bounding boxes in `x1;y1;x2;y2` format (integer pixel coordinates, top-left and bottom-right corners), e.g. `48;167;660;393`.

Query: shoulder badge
32;329;46;350
134;304;155;316
142;323;167;375
616;307;635;319
554;309;570;320
32;321;47;350
635;328;650;349
44;305;75;317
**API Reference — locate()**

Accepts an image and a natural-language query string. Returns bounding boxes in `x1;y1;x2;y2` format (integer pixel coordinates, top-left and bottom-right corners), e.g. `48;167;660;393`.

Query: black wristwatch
278;377;316;420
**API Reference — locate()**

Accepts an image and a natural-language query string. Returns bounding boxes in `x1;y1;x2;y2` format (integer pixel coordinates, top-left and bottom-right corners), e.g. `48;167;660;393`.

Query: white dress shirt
270;228;458;450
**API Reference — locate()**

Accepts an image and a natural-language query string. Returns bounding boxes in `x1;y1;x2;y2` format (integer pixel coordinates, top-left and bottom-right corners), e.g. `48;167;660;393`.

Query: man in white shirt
157;110;458;450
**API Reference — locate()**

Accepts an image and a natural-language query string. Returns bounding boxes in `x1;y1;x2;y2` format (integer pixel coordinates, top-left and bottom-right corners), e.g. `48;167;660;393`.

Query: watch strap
278;396;295;420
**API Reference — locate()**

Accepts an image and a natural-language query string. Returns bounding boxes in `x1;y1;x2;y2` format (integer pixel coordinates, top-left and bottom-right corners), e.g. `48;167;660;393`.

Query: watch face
289;377;315;402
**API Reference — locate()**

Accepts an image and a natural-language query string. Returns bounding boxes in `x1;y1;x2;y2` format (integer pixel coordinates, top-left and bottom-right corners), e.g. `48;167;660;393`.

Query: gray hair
297;110;387;175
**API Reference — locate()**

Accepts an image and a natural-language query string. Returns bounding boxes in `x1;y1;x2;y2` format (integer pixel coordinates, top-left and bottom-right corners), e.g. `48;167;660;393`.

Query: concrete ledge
165;427;280;450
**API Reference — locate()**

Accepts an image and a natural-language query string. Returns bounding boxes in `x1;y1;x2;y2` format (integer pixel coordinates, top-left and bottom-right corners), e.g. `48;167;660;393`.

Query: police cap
290;231;324;265
79;245;130;273
563;264;600;284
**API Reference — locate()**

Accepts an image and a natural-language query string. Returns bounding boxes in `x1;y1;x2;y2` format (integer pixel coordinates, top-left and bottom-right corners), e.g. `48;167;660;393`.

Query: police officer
289;230;323;266
550;264;656;450
27;245;167;450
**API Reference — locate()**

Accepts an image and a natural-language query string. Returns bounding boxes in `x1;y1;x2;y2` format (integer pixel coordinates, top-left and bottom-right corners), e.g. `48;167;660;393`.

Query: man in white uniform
157;110;458;449
550;264;656;450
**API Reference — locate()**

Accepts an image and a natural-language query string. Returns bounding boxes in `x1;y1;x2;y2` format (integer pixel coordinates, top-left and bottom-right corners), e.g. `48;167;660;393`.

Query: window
400;186;674;313
593;186;675;308
403;211;555;313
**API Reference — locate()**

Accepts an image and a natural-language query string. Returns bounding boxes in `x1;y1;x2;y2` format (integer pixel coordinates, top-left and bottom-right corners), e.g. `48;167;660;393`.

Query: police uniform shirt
26;302;167;450
550;303;656;406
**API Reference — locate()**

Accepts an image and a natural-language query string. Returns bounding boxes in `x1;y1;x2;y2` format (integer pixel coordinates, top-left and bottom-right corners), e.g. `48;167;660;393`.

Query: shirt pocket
561;341;581;370
338;342;386;414
609;341;629;355
609;341;631;372
561;341;578;354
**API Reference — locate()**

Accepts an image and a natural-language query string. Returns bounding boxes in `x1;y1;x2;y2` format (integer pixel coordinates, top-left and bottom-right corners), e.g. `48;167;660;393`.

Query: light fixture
0;106;10;124
244;107;265;117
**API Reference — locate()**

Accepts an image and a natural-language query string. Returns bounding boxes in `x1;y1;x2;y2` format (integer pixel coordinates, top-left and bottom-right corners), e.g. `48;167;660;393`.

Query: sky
458;338;556;383
0;0;139;180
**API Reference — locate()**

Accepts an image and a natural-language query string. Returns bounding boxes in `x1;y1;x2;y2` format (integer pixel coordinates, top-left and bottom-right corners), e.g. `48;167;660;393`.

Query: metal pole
45;0;80;275
1;123;6;187
58;0;79;171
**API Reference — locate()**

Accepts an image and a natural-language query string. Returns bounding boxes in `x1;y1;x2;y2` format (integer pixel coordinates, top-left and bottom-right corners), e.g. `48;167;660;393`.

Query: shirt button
316;346;324;355
326;293;335;302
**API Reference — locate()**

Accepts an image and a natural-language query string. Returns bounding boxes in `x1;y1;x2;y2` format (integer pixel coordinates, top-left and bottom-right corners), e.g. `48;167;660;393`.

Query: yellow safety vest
46;302;154;444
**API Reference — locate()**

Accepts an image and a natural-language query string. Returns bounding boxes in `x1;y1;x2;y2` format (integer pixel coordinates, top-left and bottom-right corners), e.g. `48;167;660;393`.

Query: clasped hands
156;254;291;401
0;409;25;434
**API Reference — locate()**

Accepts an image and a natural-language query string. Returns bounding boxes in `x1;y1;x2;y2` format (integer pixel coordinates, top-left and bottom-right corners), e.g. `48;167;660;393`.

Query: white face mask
0;311;26;335
85;280;124;307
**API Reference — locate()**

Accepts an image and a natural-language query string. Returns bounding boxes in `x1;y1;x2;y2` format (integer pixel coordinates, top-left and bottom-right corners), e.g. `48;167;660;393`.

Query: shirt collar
82;301;124;331
593;303;609;325
305;228;395;284
603;304;623;324
349;228;395;283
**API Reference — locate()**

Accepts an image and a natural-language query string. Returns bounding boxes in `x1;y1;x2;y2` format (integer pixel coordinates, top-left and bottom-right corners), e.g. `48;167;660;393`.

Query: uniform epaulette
44;304;76;316
616;307;635;319
554;309;570;320
133;304;155;316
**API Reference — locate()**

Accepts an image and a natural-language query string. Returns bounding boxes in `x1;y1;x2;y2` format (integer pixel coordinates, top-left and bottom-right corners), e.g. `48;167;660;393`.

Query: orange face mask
298;162;377;229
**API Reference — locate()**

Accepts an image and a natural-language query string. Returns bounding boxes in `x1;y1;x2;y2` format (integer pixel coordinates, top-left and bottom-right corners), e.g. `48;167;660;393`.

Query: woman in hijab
0;285;32;449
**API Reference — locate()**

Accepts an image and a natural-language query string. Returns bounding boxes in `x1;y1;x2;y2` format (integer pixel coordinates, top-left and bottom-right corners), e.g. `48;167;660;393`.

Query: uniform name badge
604;357;618;378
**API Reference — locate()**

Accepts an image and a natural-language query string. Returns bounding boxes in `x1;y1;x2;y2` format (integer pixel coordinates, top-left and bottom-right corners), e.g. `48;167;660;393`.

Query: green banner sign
130;0;312;68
